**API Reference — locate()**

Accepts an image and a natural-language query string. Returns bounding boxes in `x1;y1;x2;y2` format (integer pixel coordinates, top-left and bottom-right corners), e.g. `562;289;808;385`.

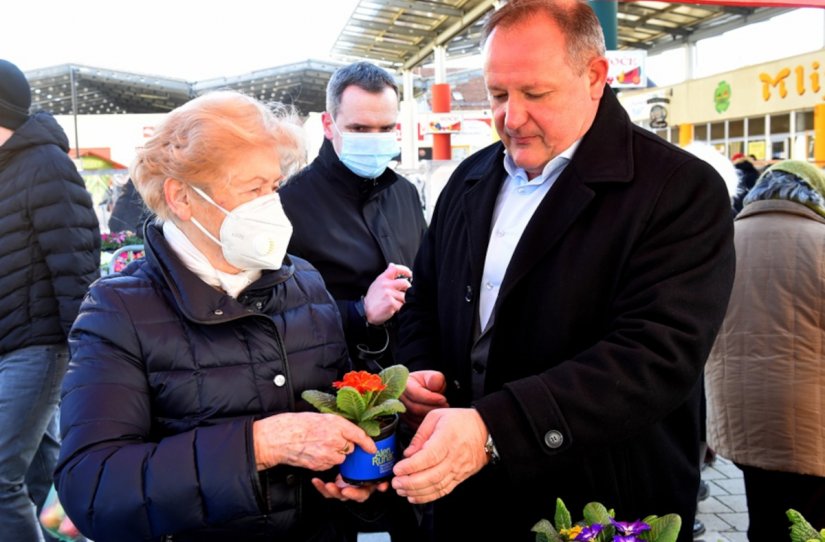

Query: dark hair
483;0;605;74
325;61;399;119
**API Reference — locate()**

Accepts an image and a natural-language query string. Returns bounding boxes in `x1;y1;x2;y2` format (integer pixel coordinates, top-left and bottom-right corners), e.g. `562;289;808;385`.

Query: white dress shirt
478;141;580;331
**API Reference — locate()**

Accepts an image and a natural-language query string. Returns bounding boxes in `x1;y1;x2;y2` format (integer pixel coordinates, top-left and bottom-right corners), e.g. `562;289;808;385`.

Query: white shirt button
273;374;286;387
485;282;494;290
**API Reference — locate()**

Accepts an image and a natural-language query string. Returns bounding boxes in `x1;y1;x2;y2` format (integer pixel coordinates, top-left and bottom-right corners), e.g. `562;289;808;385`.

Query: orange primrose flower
333;370;386;394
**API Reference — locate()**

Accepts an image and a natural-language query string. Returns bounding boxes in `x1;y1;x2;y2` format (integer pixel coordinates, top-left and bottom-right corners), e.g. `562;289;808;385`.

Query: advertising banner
606;50;647;89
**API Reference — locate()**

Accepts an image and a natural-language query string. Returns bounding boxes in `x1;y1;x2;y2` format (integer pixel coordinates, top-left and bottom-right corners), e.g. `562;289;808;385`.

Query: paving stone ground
696;456;749;542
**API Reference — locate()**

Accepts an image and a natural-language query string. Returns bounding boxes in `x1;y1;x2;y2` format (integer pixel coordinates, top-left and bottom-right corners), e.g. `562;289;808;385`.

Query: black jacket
56;223;352;542
398;87;735;541
0;112;100;355
280;139;426;369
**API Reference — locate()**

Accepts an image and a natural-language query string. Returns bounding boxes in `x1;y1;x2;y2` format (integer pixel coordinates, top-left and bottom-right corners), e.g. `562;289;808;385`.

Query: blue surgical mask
333;120;400;179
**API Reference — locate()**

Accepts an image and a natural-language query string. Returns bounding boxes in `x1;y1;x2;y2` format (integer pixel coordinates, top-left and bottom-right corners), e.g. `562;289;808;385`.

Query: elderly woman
706;160;825;541
54;91;383;542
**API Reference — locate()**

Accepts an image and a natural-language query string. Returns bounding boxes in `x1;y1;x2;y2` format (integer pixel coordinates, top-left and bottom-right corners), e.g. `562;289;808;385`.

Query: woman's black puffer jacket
56;223;351;542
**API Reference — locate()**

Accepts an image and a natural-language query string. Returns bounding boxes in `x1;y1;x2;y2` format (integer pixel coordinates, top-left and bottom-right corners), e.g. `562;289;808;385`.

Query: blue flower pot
340;415;399;485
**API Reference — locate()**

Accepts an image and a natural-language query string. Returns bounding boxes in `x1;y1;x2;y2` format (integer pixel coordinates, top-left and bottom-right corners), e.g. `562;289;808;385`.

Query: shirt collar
503;139;581;186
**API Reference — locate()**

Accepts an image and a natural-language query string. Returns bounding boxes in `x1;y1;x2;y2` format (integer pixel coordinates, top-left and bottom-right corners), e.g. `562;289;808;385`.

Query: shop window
748;116;766;136
729;119;744;138
770;113;790;135
795;111;814;131
694;124;708;142
710;122;725;140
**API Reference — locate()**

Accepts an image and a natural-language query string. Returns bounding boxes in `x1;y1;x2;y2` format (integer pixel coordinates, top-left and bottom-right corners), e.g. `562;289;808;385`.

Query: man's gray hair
483;0;605;75
325;61;399;119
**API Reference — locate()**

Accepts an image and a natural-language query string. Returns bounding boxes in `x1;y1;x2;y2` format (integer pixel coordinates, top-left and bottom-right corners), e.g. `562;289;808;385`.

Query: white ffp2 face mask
188;185;293;271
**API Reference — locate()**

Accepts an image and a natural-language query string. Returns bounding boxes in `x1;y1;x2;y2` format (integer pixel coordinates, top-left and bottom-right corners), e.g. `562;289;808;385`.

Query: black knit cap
0;59;31;130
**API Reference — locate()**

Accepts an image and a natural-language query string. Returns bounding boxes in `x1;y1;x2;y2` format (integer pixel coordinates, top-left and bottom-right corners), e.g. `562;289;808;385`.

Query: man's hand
391;408;489;504
401;370;449;429
312;474;389;503
363;263;413;325
252;412;376;471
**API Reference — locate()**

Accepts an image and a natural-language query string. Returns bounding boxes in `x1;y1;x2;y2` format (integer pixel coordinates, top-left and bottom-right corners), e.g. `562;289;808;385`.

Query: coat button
273;374;286;387
255;301;263;310
465;285;473;302
544;430;563;449
213;309;223;316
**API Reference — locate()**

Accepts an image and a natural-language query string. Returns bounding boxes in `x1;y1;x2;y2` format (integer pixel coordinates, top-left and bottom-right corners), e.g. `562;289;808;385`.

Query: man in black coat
391;2;735;541
0;59;100;541
280;61;426;371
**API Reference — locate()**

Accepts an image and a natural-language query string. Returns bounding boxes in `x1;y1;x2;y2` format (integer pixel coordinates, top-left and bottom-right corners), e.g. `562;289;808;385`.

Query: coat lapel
461;145;508;289
495;87;634;306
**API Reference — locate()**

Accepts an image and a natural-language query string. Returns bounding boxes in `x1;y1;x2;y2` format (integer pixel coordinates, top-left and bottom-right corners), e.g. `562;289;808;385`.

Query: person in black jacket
0;58;100;542
731;153;761;217
55;91;385;542
108;177;151;237
279;61;426;373
390;2;734;541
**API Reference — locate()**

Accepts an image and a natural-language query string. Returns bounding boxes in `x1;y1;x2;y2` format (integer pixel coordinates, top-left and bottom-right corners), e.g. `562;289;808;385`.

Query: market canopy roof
25;1;808;116
331;0;793;70
26;60;347;117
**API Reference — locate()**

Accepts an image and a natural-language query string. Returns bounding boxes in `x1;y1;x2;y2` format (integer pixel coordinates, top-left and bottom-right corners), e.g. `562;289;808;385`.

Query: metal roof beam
646;6;793;55
372;0;464;18
401;0;496;70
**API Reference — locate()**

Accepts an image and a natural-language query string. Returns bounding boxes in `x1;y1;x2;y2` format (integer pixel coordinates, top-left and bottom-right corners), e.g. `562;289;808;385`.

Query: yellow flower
560;525;583;540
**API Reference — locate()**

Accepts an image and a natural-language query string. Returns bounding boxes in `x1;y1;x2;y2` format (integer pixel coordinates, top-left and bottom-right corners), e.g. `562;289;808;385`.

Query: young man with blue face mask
280;61;426;370
279;60;427;542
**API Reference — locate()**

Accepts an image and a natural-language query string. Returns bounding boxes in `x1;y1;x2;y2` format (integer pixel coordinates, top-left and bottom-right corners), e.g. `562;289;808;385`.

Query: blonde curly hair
130;91;305;221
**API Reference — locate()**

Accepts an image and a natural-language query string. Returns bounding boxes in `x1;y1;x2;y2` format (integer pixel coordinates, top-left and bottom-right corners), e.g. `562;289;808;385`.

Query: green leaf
788;509;821;542
554;498;572;531
531;519;562;542
375;365;409;403
644;514;681;542
359;418;381;437
582;502;611;527
336;386;367;421
363;398;406;421
301;390;340;415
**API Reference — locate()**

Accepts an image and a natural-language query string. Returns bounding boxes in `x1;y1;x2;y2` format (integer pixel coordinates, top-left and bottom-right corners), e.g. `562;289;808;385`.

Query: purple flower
574;524;603;541
610;518;650;536
613;536;644;542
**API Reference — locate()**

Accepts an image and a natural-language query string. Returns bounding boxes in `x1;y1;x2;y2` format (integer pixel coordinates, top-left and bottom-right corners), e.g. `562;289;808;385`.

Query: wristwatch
484;433;500;464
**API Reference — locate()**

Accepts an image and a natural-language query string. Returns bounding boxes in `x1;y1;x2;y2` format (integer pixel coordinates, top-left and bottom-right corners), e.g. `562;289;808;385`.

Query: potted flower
787;509;825;542
302;365;408;484
532;498;681;542
99;230;144;275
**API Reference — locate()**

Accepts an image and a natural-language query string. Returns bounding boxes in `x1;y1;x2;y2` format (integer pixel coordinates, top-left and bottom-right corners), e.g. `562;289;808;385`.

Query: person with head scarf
706;160;825;541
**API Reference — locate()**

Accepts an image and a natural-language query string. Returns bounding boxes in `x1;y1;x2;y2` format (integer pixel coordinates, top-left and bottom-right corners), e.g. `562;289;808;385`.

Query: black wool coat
398;87;735;542
280;139;426;368
0;112;100;353
56;224;352;542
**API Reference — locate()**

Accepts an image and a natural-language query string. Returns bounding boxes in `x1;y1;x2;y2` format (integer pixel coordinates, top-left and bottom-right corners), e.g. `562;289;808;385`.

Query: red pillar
431;83;452;160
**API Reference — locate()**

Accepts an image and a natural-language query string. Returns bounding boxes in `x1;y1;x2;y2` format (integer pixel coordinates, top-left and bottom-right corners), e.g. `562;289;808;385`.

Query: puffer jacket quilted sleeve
55;225;350;541
0;112;100;354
